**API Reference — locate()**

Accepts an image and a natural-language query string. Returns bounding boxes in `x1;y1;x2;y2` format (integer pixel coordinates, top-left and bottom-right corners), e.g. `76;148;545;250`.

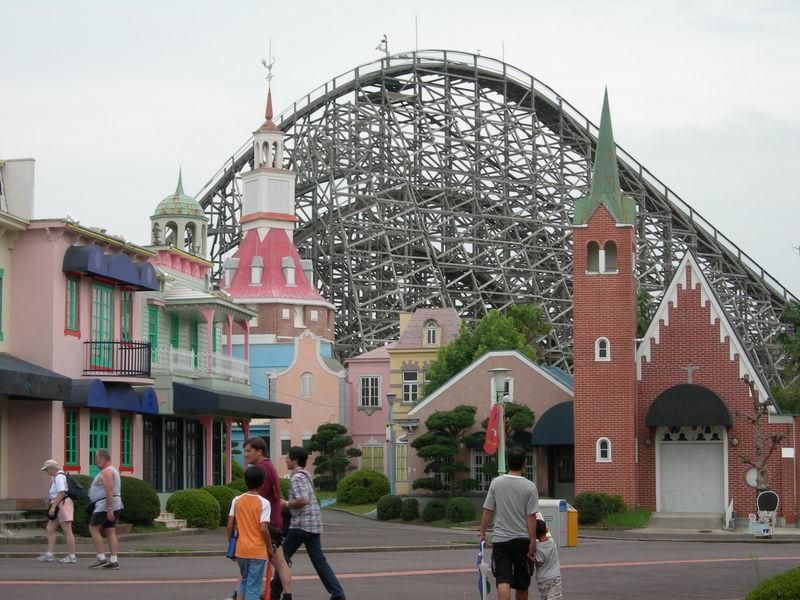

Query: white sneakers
37;553;77;563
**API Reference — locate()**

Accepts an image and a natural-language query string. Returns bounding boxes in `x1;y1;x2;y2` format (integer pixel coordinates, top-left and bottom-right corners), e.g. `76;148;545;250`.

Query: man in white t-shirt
37;459;77;564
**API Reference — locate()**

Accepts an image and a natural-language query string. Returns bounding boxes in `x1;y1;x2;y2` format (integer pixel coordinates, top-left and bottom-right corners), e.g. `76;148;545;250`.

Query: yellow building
387;308;460;494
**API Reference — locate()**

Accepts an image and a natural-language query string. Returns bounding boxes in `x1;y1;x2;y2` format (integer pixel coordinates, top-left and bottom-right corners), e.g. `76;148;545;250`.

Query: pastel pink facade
270;332;345;477
345;344;393;464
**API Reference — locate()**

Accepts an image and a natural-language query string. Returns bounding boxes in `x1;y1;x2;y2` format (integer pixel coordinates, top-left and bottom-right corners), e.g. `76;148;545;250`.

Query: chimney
0;158;35;220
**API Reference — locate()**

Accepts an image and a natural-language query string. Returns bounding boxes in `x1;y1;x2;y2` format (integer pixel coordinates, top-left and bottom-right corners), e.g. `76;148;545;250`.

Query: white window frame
359;375;380;408
281;308;290;320
310;310;319;322
424;320;438;345
596;437;612;463
595;337;611;362
402;371;418;403
294;306;304;328
300;372;314;397
395;441;408;483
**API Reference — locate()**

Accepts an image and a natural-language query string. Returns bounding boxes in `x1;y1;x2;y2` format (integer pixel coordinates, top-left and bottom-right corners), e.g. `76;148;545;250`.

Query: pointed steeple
175;167;184;195
265;88;273;121
573;90;635;225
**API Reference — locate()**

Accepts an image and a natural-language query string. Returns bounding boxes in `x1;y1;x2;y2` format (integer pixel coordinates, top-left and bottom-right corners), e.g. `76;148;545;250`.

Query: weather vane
260;38;275;86
376;34;389;58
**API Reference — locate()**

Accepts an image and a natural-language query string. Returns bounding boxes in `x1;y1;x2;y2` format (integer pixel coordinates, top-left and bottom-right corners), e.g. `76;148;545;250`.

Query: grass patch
130;522;169;534
598;509;652;529
327;501;377;516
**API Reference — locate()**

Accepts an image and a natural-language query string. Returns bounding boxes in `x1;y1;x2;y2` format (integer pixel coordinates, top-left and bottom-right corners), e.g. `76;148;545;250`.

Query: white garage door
659;442;724;513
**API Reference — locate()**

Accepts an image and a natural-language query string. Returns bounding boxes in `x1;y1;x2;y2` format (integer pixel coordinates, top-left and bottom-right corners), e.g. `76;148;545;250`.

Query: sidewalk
581;525;800;543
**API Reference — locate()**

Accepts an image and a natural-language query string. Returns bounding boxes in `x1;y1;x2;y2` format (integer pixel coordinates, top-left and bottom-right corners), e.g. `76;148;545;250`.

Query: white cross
681;364;700;384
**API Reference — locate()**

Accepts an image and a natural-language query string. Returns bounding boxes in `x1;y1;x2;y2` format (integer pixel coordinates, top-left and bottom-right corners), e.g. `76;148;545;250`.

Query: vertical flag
483;404;500;455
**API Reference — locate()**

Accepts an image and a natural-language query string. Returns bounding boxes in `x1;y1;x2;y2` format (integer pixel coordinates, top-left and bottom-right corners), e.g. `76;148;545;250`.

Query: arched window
587;241;600;272
595;337;610;361
603;241;617;272
424;320;439;345
272;142;279;168
261;142;269;167
184;222;196;254
596;438;611;462
165;221;178;247
300;372;314;397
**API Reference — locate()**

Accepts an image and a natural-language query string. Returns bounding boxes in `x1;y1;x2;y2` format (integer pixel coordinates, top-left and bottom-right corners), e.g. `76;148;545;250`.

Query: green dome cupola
150;169;209;257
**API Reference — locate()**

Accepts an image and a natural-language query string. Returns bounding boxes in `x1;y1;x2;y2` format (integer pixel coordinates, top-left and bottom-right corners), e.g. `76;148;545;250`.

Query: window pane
121;415;132;467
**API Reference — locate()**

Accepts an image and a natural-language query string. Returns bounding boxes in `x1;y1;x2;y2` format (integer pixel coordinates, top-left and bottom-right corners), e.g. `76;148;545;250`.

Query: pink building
9;219;160;500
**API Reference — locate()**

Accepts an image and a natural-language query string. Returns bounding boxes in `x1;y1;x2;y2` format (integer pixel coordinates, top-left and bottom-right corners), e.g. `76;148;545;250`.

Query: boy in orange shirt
227;466;273;600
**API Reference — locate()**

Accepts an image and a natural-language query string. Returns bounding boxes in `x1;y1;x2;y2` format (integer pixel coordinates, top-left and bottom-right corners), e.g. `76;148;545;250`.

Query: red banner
483;404;500;455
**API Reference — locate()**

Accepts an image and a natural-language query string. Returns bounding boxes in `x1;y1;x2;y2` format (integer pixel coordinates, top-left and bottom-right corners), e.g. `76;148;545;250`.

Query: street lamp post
386;393;396;494
489;368;512;475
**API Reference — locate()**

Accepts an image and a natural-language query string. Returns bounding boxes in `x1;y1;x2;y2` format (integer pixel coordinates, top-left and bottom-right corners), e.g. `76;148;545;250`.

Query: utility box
538;499;568;547
567;505;578;547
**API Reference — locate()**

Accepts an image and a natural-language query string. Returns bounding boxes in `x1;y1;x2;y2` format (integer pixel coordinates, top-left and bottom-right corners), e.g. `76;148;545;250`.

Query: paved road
2;537;798;599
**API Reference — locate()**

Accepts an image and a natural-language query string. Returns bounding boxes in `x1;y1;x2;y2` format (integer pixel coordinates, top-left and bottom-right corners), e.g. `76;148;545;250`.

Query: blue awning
173;382;290;419
531;401;574;446
66;380;158;415
63;245;158;291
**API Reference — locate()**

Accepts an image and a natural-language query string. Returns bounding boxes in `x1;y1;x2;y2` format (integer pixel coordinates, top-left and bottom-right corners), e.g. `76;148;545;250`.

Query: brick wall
572;205;639;507
249;304;334;339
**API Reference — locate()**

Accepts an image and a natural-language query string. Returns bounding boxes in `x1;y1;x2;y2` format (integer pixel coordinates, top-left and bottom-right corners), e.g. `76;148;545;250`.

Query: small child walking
533;519;562;600
227;466;273;600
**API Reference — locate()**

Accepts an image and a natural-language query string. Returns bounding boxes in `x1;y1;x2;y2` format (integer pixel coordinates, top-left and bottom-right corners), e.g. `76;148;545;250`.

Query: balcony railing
83;340;152;377
151;345;249;383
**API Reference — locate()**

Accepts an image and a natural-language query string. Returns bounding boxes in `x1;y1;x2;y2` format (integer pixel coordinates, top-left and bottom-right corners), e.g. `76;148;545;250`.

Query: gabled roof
345;343;395;364
394;308;461;349
636;251;770;402
408;350;573;417
224;228;332;307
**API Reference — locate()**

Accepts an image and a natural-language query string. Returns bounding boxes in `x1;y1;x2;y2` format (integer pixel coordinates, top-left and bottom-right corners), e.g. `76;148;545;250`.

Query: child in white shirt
533;519;562;600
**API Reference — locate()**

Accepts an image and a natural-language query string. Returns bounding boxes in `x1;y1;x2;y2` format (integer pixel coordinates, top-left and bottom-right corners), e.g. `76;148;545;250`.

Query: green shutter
212;325;218;353
121;291;132;340
89;412;110;477
148;306;159;359
121;415;132;467
190;321;199;367
170;314;179;349
66;277;79;331
65;409;78;466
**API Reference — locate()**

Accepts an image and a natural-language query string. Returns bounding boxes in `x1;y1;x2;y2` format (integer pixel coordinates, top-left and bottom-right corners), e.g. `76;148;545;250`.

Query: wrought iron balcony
83;340;152;377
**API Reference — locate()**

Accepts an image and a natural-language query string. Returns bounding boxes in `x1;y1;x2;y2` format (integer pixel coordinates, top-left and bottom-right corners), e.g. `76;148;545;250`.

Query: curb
0;543;477;559
0;528;209;546
579;533;800;544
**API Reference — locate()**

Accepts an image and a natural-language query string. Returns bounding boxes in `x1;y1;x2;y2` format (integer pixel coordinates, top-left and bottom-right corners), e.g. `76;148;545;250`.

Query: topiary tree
231;458;245;480
470;403;537;481
166;489;220;529
203;485;239;526
307;423;362;488
119;476;160;526
447;497;476;523
401;497;419;521
376;494;403;520
411;405;476;496
336;470;390;505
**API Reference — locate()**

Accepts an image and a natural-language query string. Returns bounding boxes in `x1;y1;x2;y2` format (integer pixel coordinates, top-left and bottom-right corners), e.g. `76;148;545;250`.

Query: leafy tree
475;403;536;479
426;308;550;395
773;302;800;414
411;405;476;496
306;423;362;488
637;290;655;338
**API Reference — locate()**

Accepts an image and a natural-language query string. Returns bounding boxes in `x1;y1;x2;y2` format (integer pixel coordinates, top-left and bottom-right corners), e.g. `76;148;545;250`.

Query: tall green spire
573;90;636;225
175;167;184;196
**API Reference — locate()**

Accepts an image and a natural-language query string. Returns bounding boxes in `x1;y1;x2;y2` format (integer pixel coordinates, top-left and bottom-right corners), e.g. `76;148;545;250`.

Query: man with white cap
38;459;77;563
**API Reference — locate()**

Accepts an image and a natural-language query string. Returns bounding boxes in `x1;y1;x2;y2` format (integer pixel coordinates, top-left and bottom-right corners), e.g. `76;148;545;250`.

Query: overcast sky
2;0;798;295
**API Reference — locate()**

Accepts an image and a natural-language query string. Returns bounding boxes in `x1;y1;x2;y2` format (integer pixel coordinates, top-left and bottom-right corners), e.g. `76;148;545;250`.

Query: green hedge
746;567;800;599
280;478;291;500
422;499;447;522
202;485;239;526
231;460;245;480
314;475;338;492
446;497;475;523
336;470;390;505
376;495;403;520
573;492;627;525
227;478;247;493
119;476;160;526
166;489;220;529
401;497;419;521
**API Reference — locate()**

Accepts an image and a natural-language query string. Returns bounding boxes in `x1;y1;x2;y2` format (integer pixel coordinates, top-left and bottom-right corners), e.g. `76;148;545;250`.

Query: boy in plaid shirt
270;446;346;600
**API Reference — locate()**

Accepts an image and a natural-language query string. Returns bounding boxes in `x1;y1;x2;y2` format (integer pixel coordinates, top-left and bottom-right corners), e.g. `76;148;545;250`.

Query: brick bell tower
572;91;639;507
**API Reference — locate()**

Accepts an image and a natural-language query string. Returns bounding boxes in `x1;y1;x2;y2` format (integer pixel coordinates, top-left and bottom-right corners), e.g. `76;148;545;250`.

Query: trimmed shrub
166;489;220;529
447;497;475;523
70;474;93;537
203;485;239;526
401;497;419;521
227;478;247;493
314;475;338;492
422;499;447;522
231;459;245;480
573;492;627;525
119;476;160;526
746;567;800;600
336;470;390;505
280;478;291;500
376;495;403;521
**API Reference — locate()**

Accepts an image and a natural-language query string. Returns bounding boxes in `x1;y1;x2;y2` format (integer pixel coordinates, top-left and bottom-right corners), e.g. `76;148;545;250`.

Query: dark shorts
492;538;532;590
90;510;121;529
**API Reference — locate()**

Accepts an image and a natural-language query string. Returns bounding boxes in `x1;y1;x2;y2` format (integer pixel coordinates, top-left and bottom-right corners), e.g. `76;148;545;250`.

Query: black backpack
57;470;85;501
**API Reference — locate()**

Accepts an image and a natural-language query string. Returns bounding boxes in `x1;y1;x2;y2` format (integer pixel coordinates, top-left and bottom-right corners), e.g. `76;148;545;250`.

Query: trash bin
567;504;578;547
538;499;568;547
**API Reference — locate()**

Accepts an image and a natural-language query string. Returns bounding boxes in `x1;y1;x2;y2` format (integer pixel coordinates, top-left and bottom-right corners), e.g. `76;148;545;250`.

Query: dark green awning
531;401;574;446
173;382;291;419
645;384;731;427
0;353;70;401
